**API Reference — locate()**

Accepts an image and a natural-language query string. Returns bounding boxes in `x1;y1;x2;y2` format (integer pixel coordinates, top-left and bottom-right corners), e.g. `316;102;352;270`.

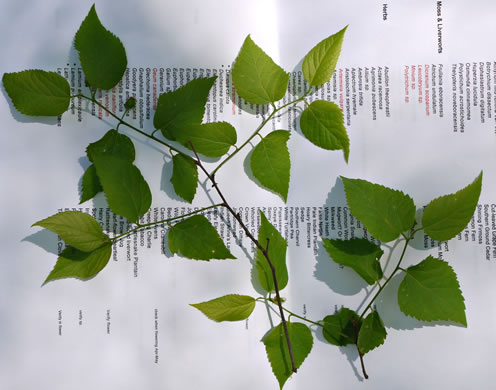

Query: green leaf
398;256;467;326
168;215;235;260
341;177;416;242
80;164;103;204
177;122;237;158
190;294;256;322
3;70;70;116
92;155;152;223
256;211;288;293
44;244;112;283
74;5;127;90
357;311;387;354
422;172;483;241
232;35;290;104
86;129;135;162
170;154;198;203
323;238;383;285
299;100;349;162
302;26;347;87
153;77;216;139
250;130;290;202
322;307;361;346
263;322;313;389
33;211;109;252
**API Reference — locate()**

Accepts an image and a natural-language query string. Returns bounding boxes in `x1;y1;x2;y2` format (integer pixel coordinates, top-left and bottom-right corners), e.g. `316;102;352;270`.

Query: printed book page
1;1;495;389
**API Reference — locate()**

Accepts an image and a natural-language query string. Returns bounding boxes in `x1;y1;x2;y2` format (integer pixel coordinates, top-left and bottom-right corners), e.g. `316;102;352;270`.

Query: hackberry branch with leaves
2;5;483;388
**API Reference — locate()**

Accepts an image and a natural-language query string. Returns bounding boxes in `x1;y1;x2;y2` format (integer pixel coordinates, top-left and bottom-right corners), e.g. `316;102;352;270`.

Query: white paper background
1;1;495;389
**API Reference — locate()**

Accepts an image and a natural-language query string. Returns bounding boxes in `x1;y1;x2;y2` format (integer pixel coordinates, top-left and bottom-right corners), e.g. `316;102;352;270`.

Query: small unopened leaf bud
124;97;136;110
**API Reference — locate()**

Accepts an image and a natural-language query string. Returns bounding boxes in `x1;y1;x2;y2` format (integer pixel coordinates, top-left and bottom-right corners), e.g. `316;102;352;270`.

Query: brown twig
189;141;297;373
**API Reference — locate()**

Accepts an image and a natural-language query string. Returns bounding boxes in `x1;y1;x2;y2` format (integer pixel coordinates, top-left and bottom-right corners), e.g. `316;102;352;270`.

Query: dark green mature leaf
302;26;347;87
256;211;288;293
74;5;127;90
232;35;290;104
341;177;416;242
190;294;256;322
177;122;237;158
300;100;349;162
422;172;483;241
322;307;361;346
168;215;235;260
263;322;313;389
154;77;216;139
86;129;135;162
33;211;109;252
398;256;467;326
44;244;112;283
93;155;152;223
323;238;383;285
251;130;290;202
80;164;103;203
3;70;70;116
170;154;198;203
357;311;387;354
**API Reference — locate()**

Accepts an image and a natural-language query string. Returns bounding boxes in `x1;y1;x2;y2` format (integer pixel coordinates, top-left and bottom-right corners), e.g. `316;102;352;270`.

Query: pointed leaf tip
422;171;483;241
190;294;256;322
75;4;127;89
3;70;70;116
300;100;349;161
232;35;290;104
250;130;291;202
341;177;416;242
263;322;313;389
303;26;347;87
398;256;467;326
168;215;235;260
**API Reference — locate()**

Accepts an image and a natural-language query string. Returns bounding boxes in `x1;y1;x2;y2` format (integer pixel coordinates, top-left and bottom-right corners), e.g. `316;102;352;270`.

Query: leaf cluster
2;4;486;388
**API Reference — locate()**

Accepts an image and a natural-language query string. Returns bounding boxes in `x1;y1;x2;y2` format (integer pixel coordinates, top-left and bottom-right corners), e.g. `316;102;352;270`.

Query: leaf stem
359;236;412;320
357;345;369;380
189;141;298;373
110;203;224;243
259;298;324;328
75;93;184;155
211;89;313;177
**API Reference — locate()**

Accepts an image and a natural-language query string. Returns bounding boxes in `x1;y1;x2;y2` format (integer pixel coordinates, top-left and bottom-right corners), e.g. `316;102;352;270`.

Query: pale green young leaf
357;311;387;354
323;238;383;285
168;215;235;260
93;155;152;223
322;307;361;346
341;177;416;242
300;100;349;162
190;294;256;322
250;130;290;202
3;70;70;116
44;244;112;284
177;122;237;158
398;256;467;326
154;77;216;139
170;154;198;203
256;211;288;293
74;5;127;90
33;211;109;252
263;322;313;389
422;172;483;241
80;164;103;204
302;26;347;87
232;35;290;104
86;129;135;162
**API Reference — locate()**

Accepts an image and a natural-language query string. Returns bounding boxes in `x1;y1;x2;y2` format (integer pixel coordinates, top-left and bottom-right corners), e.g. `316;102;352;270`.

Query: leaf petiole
110;203;225;243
